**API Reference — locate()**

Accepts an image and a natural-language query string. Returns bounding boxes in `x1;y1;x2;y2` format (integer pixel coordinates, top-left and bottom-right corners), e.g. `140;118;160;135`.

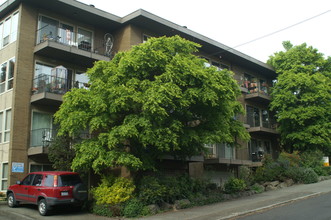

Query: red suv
6;171;88;216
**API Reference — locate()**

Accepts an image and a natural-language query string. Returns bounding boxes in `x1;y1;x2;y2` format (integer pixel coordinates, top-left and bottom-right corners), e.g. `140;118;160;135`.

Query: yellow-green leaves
55;36;247;173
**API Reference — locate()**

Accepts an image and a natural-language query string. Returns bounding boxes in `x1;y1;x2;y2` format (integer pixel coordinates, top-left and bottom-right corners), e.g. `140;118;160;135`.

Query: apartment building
0;0;279;188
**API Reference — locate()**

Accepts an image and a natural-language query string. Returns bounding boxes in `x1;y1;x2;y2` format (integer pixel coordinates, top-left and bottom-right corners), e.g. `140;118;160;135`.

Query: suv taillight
54;175;58;187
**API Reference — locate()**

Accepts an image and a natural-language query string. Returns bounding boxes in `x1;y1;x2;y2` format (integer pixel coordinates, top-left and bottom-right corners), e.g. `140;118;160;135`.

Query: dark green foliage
137;174;210;205
122;198;150;218
299;150;327;176
91;204;114;217
268;42;331;154
284;167;318;184
224;177;246;194
238;166;254;186
48;135;75;171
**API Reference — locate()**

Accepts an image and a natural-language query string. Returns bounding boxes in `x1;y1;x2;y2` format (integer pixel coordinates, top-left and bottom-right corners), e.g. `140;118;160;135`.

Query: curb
217;192;322;220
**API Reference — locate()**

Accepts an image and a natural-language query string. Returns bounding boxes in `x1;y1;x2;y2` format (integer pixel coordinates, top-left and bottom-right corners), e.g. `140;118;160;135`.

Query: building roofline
0;0;275;75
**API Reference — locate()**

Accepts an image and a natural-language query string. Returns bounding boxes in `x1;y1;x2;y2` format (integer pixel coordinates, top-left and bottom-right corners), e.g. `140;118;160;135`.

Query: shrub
300;151;326;176
137;176;167;205
224;177;246;194
238;166;253;186
250;184;264;193
279;151;300;167
137;174;211;205
122;198;150;218
284;167;318;184
92;176;135;205
91;204;114;217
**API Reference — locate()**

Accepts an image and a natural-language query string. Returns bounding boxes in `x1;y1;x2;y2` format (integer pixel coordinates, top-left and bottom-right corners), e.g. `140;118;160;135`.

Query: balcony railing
30;128;57;147
32;74;88;95
241;80;270;95
36;27;112;57
246;117;277;129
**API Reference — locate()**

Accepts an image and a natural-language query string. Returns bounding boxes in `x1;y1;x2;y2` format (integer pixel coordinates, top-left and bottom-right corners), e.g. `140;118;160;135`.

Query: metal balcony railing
30;128;57;147
32;74;89;95
36;26;112;57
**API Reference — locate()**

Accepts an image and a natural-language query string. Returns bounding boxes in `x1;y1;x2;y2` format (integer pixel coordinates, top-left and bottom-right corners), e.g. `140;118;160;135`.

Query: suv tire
73;183;88;201
7;193;19;208
38;199;49;216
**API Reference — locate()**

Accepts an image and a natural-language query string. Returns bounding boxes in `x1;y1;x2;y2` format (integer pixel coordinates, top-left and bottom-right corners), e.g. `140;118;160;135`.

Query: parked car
6;171;88;216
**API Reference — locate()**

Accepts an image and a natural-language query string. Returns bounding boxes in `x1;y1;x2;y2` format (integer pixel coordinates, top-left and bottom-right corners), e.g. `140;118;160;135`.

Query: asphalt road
238;191;331;220
0;203;110;220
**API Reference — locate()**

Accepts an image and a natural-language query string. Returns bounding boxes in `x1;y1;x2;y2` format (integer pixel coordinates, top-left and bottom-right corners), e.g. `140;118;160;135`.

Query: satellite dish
104;33;114;57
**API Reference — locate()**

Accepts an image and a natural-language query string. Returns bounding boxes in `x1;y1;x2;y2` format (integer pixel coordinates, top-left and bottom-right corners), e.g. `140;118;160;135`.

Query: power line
214;9;331;56
232;9;331;49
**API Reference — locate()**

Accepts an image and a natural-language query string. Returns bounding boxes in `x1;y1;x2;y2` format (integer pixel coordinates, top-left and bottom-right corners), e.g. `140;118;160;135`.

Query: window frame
1;162;8;191
0;108;11;143
0;57;15;94
0;10;19;49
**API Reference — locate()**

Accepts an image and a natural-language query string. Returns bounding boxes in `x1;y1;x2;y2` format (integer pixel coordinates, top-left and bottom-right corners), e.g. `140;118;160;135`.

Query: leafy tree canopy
268;41;331;154
55;36;249;173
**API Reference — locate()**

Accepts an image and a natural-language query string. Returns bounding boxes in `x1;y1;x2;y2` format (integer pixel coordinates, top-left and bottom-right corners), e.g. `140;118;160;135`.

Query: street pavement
1;178;331;220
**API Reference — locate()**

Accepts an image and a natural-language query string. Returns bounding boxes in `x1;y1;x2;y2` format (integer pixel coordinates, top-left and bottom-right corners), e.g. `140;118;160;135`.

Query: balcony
31;74;88;106
28;128;56;157
246;117;278;135
34;28;111;68
204;143;261;166
241;79;271;103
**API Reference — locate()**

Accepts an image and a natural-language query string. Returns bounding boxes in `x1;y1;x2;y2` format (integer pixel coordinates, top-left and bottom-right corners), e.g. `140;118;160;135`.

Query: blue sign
12;162;24;173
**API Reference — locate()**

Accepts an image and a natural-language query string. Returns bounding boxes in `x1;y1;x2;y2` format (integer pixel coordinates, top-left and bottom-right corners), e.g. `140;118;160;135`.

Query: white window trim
0;108;11;143
0;57;15;94
1;162;8;191
0;10;19;49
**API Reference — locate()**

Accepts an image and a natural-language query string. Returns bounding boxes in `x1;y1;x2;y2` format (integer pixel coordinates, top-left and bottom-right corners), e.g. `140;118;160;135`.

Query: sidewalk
137;178;331;220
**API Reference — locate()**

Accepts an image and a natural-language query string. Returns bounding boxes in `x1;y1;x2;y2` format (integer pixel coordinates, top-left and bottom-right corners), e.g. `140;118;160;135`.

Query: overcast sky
1;0;329;63
76;0;331;63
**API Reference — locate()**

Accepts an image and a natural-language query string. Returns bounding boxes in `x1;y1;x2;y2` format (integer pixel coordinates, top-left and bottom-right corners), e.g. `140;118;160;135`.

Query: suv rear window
58;175;82;187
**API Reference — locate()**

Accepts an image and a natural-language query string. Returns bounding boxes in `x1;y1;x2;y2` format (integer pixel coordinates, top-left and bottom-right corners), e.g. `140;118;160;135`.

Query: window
0;112;2;143
74;72;89;89
249;139;272;159
30;164;54;172
7;58;14;90
1;163;8;190
32;174;43;186
44;175;54;187
261;109;270;128
38;16;58;43
3;17;11;46
0;58;15;93
0;109;11;143
204;143;217;158
22;174;34;185
4;109;11;142
59;23;74;45
10;12;18;43
0;11;19;48
31;111;54;147
143;34;151;43
211;61;229;71
77;28;92;51
220;143;234;159
0;62;6;93
246;106;260;127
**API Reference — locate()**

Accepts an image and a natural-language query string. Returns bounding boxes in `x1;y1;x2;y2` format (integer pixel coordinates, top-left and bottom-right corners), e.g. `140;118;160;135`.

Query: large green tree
55;36;249;173
268;41;331;154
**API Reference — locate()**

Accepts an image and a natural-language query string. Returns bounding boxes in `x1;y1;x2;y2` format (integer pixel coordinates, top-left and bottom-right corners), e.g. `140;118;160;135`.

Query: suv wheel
7;193;19;208
38;199;49;216
73;183;88;201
